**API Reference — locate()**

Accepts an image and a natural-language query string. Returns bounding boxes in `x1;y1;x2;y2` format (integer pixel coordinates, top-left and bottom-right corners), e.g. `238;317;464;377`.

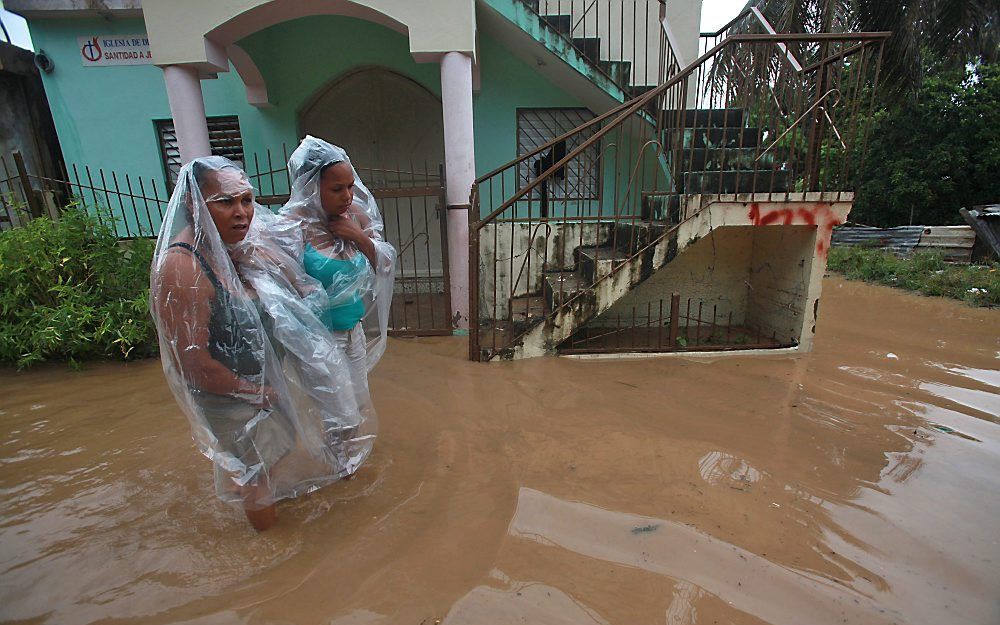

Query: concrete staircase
528;3;635;91
482;106;814;361
484;192;852;361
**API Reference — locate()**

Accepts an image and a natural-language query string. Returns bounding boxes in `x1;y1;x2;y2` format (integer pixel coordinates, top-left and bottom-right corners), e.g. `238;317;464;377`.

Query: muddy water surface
2;277;998;625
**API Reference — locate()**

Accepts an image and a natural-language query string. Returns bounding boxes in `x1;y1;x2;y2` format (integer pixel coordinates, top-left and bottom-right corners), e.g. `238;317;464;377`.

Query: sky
1;4;34;51
1;1;749;54
700;0;751;32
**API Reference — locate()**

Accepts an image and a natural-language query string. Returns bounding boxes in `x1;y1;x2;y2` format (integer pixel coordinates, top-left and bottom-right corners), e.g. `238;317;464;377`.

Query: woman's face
319;162;355;218
200;168;255;244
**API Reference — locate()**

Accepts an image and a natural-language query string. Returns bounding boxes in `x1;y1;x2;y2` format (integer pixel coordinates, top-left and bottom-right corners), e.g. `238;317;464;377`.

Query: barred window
156;116;245;187
517;108;600;200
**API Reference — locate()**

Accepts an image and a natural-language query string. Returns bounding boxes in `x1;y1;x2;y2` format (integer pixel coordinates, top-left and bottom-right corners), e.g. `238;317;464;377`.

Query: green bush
827;246;1000;307
0;208;157;368
852;63;1000;226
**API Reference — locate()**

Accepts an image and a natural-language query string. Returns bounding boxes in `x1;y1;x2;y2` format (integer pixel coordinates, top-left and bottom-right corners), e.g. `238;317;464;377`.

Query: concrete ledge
561;346;804;361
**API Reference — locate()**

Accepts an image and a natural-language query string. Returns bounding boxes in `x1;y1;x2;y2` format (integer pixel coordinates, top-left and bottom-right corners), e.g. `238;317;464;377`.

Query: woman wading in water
275;137;396;471
150;156;376;530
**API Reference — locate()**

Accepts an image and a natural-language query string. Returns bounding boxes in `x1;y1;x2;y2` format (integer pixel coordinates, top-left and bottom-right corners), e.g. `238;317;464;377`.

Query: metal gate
253;161;452;337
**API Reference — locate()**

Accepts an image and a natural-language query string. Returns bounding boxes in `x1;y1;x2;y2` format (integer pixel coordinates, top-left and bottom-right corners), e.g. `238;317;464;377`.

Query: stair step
613;221;669;254
540;13;572;35
681;127;760;149
543;271;590;308
664;108;746;129
576;246;632;282
682;169;793;194
598;59;631;85
641;193;682;222
571;37;601;64
684;147;776;171
508;294;546;325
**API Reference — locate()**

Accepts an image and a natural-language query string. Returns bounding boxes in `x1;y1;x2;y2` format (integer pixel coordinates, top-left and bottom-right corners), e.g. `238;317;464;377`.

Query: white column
162;65;212;164
440;51;475;331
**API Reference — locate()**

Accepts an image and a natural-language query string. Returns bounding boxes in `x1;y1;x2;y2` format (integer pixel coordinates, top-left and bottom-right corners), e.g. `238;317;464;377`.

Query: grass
827;246;1000;307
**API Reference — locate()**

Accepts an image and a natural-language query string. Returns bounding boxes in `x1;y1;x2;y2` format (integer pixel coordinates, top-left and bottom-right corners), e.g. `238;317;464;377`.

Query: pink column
161;65;212;164
440;51;475;331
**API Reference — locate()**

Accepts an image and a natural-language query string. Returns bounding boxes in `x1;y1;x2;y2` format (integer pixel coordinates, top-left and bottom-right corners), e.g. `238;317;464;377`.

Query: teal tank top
302;244;368;331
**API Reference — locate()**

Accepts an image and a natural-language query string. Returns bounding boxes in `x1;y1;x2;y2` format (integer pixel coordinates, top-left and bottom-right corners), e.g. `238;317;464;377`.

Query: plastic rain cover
277;136;397;370
149;156;375;511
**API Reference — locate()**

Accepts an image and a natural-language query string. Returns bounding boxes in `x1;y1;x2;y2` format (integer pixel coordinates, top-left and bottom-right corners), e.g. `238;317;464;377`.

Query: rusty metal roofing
831;226;925;256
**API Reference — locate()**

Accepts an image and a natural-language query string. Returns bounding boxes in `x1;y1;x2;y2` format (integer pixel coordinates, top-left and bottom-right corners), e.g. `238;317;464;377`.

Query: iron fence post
668;291;680;348
468;185;481;361
12;151;42;219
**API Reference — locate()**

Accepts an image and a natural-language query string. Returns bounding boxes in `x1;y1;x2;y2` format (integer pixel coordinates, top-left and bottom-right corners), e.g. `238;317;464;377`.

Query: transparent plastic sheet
149;156;375;511
277;136;397;371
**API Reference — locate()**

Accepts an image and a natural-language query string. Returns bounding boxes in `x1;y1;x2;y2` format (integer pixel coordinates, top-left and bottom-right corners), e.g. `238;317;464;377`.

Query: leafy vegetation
852;63;1000;226
0;208;157;368
827;245;999;307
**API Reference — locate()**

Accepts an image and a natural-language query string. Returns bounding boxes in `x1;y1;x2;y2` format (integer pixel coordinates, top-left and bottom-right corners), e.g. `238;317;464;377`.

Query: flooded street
2;277;998;625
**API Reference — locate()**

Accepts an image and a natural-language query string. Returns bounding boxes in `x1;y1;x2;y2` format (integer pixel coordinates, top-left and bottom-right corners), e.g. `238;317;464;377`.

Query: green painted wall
28;13;647;229
30;18;256;186
236;15;442;187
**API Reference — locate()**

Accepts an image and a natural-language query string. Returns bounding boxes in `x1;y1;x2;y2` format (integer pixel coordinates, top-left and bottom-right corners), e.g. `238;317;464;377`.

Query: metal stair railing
470;30;889;361
516;0;673;93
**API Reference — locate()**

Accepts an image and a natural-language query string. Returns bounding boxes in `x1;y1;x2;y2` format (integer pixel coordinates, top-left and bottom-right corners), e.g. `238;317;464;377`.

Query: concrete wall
664;0;702;67
0;41;63;189
140;0;476;68
478;220;613;318
746;225;817;346
24;12;591;211
592;225;753;327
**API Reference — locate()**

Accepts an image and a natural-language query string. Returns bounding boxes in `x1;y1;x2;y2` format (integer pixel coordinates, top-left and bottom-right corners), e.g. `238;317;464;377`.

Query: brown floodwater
2;277;999;625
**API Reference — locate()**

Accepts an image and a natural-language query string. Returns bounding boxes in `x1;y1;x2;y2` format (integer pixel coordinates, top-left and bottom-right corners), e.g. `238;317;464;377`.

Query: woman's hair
293;141;345;181
190;159;214;191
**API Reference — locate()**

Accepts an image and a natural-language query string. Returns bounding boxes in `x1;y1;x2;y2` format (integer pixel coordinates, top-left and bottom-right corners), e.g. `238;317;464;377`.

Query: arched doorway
299;67;444;180
299;68;450;333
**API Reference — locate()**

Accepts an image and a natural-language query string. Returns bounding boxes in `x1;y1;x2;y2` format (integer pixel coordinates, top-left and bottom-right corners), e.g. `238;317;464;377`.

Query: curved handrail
755;88;843;162
473;31;889;230
699;5;755;38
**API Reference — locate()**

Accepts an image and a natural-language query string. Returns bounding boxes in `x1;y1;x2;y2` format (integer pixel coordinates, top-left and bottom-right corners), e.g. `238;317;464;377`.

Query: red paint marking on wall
796;208;817;225
748;202;845;259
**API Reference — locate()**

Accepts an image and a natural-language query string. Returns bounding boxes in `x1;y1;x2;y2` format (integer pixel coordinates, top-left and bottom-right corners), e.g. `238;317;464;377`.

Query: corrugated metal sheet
974;204;1000;218
832;225;977;263
831;226;924;256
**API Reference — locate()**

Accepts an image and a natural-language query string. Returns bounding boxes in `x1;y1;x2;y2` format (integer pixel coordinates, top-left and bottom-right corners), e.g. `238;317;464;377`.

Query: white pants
327;323;376;473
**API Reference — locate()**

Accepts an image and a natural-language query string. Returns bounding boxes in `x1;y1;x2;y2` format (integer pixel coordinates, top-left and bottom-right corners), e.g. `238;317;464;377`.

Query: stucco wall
26;12;594;206
746;225;816;346
591;225;754;327
30;18;258;183
140;0;476;68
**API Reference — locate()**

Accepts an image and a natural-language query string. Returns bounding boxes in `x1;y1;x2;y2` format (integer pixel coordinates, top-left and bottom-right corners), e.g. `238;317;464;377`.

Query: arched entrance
299;67;444;177
299;68;451;333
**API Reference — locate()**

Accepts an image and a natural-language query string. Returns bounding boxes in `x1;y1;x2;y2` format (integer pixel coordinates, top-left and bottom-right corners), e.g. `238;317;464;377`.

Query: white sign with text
78;35;152;66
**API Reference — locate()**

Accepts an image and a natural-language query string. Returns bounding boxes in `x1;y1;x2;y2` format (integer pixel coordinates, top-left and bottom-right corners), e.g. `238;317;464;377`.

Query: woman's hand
328;215;377;267
327;214;366;244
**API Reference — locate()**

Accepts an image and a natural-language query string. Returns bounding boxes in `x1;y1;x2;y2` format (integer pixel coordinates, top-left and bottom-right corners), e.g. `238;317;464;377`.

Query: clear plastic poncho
149;156;376;511
276;136;396;369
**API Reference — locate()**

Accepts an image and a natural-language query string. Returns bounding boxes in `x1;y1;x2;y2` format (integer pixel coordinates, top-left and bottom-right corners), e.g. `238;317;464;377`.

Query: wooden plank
915;226;975;263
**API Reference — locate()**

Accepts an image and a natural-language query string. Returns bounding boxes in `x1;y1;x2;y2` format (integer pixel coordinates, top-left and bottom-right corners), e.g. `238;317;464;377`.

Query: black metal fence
0;150;169;238
560;292;790;354
1;148;453;336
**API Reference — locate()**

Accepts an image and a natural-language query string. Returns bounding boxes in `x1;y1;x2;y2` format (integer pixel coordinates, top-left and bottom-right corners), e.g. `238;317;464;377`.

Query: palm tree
746;0;999;100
